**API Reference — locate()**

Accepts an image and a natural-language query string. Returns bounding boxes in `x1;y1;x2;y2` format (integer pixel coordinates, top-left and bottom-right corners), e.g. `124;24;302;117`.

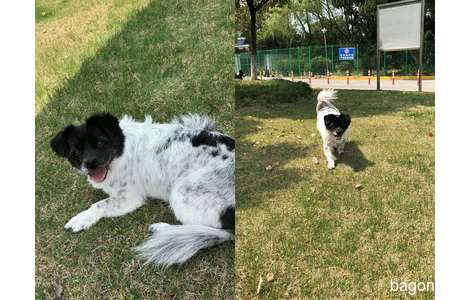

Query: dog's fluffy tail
170;114;216;131
134;224;234;268
316;89;337;111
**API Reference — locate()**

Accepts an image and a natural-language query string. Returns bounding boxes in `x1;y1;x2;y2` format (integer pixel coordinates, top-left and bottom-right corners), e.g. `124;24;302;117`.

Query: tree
246;0;272;79
236;0;434;75
259;6;298;48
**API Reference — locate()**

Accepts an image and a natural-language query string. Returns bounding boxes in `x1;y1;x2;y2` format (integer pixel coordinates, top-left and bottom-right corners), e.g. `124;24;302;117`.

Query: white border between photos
0;1;35;298
436;0;470;298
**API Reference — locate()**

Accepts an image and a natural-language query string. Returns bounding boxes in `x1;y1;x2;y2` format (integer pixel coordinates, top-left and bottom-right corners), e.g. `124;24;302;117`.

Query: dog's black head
50;113;125;183
324;113;351;139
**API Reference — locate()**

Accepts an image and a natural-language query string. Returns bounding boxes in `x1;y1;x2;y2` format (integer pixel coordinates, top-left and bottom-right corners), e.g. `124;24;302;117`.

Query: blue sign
339;47;355;60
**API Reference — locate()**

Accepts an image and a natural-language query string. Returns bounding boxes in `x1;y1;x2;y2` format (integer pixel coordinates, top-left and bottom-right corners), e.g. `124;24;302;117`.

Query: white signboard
378;1;422;51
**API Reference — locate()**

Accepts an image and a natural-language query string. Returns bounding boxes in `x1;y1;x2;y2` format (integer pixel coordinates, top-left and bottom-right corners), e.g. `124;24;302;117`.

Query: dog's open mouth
88;162;111;183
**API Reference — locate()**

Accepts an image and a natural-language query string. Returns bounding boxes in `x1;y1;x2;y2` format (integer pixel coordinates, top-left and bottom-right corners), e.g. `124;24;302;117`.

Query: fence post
392;70;395;85
368;69;371;86
330;45;334;73
287;48;292;76
308;46;311;75
298;48;301;77
347;70;350;85
383;50;386;76
355;45;359;74
405;50;408;74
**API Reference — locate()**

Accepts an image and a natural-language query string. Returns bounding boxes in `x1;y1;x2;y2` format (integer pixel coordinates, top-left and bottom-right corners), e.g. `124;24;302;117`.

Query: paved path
269;77;435;92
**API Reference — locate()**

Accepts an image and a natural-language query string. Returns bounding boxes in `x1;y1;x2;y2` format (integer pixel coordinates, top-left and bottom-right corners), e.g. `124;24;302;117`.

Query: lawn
35;0;234;299
235;80;434;299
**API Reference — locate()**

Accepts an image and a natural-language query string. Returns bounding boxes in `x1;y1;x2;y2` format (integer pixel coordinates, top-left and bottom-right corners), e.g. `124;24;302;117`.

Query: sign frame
376;0;425;91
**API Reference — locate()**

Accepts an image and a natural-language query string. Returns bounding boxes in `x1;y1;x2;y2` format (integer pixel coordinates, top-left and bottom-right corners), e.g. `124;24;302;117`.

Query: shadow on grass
236;118;312;210
235;79;314;108
36;1;233;299
236;79;435;121
336;141;375;172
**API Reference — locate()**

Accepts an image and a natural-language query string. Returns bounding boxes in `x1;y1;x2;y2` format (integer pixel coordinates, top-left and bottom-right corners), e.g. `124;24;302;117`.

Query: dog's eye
96;137;108;148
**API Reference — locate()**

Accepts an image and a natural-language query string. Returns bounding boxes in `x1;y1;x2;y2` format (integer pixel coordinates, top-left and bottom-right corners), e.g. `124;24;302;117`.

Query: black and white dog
50;113;235;267
316;90;351;169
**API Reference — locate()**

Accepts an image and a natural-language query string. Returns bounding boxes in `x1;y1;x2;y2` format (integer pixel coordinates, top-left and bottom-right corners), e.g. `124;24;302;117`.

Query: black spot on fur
222;154;228;160
220;206;235;230
191;130;217;147
217;135;235;151
155;138;172;155
211;150;219;157
191;130;235;151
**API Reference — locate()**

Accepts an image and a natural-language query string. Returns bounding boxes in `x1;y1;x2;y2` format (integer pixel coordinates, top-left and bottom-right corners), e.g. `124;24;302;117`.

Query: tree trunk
249;6;257;80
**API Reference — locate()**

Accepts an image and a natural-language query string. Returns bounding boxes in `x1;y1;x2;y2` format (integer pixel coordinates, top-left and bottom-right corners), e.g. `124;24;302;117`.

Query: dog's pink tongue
89;166;107;182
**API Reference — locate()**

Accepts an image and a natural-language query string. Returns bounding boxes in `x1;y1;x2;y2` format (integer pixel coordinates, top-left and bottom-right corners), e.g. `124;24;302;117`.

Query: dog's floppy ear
324;114;336;129
50;125;75;157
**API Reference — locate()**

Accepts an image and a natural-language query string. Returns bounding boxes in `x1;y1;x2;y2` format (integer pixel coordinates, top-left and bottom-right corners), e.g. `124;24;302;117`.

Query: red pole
392;70;395;85
368;70;371;86
417;69;420;86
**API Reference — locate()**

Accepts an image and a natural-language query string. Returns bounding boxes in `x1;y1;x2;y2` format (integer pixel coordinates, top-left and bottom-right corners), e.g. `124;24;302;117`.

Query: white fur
170;113;216;131
65;114;234;267
316;90;349;169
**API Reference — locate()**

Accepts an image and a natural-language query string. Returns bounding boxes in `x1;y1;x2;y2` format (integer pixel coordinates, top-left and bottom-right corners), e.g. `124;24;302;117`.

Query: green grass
36;0;234;298
235;80;434;299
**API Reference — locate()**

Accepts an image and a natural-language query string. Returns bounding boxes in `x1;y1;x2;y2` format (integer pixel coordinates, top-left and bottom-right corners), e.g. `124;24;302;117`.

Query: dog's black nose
85;160;99;170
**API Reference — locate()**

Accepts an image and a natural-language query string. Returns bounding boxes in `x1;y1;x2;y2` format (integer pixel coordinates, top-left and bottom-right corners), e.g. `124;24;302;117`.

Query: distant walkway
262;77;435;92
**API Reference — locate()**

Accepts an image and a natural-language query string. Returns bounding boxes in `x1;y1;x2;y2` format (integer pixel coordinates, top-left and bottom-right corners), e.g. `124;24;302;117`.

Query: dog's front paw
65;208;102;233
149;222;170;233
327;162;336;170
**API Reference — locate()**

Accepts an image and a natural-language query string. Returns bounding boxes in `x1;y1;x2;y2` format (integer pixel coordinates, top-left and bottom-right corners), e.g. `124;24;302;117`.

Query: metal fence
234;43;434;77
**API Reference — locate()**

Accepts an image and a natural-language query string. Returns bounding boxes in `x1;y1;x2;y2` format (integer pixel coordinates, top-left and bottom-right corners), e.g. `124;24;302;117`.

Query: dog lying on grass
50;113;235;267
316;90;351;169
